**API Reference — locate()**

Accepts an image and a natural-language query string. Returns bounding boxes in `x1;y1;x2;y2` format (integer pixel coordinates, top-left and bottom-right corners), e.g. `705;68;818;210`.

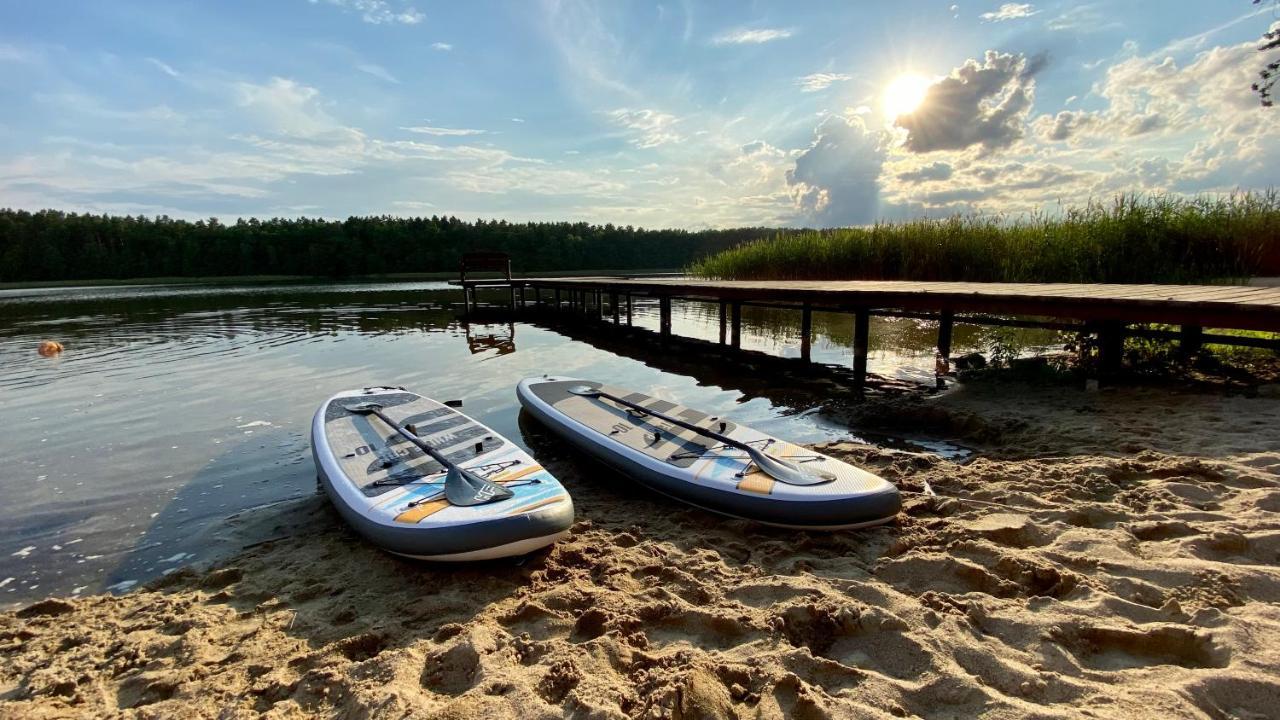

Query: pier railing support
1179;324;1203;360
730;301;742;349
610;292;619;324
659;296;672;338
853;308;870;390
936;309;954;389
719;301;728;344
800;303;812;362
626;293;633;326
1098;320;1126;377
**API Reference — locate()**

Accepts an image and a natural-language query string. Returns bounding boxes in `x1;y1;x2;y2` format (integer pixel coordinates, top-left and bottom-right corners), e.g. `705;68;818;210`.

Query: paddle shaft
362;406;457;471
583;388;756;454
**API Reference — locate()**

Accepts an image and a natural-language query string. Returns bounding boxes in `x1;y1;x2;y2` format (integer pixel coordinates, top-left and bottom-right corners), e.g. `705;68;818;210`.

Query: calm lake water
0;281;1055;607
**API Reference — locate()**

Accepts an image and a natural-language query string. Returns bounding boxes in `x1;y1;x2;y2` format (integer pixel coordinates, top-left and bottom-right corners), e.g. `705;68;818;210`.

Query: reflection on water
0;281;1055;607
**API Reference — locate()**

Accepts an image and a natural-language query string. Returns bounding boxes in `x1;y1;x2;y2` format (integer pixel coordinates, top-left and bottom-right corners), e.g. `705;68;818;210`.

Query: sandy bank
3;383;1279;718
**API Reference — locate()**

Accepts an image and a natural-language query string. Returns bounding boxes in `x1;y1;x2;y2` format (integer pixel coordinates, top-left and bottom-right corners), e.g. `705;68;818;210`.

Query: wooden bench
458;252;515;312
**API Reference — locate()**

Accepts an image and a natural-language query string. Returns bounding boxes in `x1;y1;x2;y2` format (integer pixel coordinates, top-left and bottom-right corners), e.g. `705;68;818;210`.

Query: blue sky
1;1;1277;228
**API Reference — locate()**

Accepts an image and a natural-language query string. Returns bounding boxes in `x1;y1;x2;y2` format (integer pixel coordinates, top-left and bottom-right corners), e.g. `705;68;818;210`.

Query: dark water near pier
0;281;1057;607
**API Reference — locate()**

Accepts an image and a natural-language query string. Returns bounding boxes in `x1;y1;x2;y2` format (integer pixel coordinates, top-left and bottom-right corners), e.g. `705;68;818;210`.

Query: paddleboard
312;386;574;560
517;376;900;530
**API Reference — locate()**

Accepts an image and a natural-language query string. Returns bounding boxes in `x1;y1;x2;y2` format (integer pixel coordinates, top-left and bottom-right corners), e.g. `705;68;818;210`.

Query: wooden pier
455;275;1280;388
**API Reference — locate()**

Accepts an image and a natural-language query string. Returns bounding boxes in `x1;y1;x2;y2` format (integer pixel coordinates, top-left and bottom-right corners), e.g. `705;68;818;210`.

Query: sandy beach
3;380;1279;719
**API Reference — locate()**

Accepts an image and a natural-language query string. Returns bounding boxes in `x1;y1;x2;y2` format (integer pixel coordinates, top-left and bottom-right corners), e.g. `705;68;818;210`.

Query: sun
882;73;932;121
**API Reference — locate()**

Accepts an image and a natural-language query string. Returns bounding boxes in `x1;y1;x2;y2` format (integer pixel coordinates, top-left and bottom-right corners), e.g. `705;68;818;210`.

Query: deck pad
535;381;736;469
324;392;506;497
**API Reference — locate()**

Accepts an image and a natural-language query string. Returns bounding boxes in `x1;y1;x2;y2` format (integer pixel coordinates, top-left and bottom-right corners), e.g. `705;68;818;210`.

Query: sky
1;0;1279;229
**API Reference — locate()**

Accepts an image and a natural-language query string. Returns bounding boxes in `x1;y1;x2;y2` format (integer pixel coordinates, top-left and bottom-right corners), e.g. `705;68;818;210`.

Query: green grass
688;193;1280;283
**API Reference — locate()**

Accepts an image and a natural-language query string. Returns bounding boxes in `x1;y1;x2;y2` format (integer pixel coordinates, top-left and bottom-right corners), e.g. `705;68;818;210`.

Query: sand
3;381;1280;719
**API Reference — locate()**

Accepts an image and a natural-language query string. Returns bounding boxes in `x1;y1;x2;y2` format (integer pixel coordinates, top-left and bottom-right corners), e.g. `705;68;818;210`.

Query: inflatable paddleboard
517;376;900;530
312;386;574;560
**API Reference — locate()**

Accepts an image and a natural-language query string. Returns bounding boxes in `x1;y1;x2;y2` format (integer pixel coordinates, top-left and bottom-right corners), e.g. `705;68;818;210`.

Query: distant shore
0;268;681;292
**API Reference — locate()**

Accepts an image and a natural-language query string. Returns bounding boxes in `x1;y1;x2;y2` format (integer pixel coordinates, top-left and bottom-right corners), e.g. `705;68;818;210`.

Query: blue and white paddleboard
518;376;900;530
312;386;574;560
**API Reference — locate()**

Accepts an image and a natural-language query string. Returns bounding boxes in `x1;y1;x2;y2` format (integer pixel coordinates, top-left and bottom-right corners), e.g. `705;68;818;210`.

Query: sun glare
882;73;932;121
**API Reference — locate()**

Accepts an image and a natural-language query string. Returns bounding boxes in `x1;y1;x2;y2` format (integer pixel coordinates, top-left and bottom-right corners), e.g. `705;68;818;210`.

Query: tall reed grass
688;193;1280;283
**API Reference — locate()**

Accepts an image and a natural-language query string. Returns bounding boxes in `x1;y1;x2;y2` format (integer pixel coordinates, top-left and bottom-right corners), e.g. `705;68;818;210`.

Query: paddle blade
443;466;515;506
346;402;383;414
747;448;836;486
567;385;600;397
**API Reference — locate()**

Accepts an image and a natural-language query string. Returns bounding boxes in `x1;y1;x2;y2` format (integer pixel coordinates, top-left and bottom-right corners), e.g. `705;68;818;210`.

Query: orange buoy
37;340;64;357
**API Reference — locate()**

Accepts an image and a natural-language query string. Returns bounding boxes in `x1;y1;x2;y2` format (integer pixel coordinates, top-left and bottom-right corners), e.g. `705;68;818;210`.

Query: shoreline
3;382;1278;717
0;268;683;292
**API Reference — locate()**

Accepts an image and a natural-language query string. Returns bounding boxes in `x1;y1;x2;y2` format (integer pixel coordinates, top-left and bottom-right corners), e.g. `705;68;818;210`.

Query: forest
0;210;782;283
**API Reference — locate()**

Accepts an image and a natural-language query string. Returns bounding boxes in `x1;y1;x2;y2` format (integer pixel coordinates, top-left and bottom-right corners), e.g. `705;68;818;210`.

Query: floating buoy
37;341;64;357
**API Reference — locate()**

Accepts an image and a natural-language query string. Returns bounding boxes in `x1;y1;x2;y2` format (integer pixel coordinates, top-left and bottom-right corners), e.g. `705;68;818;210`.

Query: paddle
346;402;514;506
566;385;835;486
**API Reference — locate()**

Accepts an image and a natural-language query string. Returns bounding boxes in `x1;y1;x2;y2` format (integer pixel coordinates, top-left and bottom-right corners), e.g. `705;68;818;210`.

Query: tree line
0;210;785;282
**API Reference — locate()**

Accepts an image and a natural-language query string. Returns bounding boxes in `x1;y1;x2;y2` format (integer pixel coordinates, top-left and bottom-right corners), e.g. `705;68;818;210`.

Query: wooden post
596;290;604;321
1179;324;1203;360
610;291;619;324
730;301;742;349
853;308;870;390
554;288;561;310
800;303;812;362
718;301;728;345
626;293;633;326
659;296;672;338
518;285;526;309
936;309;954;389
1098;320;1126;377
508;284;516;311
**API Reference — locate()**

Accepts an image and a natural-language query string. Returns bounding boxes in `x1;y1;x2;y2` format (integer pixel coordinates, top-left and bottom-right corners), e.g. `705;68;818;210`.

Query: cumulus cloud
400;125;485;136
608;108;681;148
980;3;1037;22
896;51;1046;154
308;0;424;25
787;115;886;226
235;77;337;138
712;27;793;45
896;161;954;183
431;42;452;51
797;72;852;92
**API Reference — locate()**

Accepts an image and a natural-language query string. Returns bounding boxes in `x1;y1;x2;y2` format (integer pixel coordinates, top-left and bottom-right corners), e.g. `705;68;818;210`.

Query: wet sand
3;382;1279;718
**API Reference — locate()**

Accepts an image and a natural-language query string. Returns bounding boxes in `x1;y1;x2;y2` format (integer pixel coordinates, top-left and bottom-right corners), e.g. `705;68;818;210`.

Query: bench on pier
457;251;516;312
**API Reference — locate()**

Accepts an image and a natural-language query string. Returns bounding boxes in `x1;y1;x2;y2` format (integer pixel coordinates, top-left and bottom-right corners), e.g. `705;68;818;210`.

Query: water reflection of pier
464;320;516;357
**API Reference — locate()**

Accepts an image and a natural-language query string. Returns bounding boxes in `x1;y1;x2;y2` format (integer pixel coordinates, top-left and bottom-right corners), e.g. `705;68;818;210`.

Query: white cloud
235;77;335;138
308;0;424;25
510;117;525;123
980;3;1037;22
897;51;1046;154
608;108;681;148
400;125;485;136
146;58;179;77
787;115;887;225
0;43;39;64
711;27;793;45
431;42;452;51
356;62;399;83
797;73;852;92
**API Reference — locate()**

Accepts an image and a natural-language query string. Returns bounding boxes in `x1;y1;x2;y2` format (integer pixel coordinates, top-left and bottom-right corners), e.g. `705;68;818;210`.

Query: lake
0;280;1055;607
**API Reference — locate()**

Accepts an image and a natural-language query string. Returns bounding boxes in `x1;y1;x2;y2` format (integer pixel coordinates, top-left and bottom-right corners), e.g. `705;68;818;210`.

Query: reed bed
688;193;1280;283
